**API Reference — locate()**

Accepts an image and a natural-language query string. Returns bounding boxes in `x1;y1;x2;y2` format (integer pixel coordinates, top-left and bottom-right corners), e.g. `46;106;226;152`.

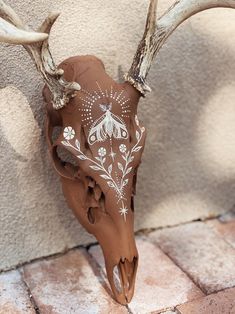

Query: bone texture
0;0;80;109
125;0;235;95
0;17;48;44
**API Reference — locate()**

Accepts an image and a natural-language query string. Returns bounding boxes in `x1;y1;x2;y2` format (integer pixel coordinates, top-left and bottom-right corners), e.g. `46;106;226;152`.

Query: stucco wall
0;0;235;271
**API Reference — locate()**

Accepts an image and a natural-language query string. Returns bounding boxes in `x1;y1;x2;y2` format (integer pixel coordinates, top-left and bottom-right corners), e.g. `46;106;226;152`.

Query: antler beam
0;0;81;109
125;0;235;95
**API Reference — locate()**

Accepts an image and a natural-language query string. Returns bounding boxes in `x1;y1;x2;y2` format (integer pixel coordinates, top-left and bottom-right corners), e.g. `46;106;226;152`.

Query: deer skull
1;0;234;305
44;56;146;304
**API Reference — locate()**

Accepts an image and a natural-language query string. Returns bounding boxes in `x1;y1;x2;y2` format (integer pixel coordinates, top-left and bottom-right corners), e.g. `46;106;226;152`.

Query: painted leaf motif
95;156;102;162
133;146;142;153
75;139;80;150
100;174;110;180
123;179;129;186
77;155;87;160
118;162;124;172
126;167;132;175
107;181;115;188
61;141;70;147
122;155;127;162
108;164;112;174
90;165;101;171
129;156;134;163
136;130;140;141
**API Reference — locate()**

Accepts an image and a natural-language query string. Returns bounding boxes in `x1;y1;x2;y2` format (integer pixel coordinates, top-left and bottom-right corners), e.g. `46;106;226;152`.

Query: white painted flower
119;144;127;153
98;147;106;157
63;126;75;140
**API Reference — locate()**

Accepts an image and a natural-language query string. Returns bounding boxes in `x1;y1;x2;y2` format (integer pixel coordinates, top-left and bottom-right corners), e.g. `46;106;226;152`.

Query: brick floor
1;218;235;313
150;221;235;294
0;270;35;314
22;249;127;314
89;238;204;314
206;219;235;248
176;287;235;314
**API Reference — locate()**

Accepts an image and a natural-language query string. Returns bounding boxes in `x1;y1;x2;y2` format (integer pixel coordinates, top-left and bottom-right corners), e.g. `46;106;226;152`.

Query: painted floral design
119;144;127;153
63;126;75;140
98;147;106;157
62;114;145;221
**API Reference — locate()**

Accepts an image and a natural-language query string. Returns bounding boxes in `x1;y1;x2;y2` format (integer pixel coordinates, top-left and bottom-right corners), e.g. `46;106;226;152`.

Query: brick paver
176;287;235;314
0;270;35;314
206;219;235;248
1;219;235;313
150;222;235;294
89;238;203;314
22;249;127;314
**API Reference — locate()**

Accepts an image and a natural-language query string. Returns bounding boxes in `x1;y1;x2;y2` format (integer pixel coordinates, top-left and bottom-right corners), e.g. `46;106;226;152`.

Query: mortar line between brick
19;269;41;314
159;250;207;295
144;236;207;296
136;217;216;237
0;243;95;274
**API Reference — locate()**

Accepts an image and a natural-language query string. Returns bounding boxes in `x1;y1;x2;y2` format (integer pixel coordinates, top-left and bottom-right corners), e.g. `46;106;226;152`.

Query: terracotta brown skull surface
1;0;234;305
44;56;146;303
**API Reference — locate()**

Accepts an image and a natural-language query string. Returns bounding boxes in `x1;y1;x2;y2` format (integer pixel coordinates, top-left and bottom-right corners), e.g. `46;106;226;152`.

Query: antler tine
0;0;25;28
0;0;48;44
125;0;235;96
0;0;81;110
0;17;48;44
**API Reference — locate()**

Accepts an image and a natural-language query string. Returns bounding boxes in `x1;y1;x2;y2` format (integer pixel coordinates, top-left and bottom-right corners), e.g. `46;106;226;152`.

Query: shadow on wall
135;24;235;228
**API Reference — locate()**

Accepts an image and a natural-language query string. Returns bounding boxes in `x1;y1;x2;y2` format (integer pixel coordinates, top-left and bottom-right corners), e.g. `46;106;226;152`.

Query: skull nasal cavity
87;179;106;224
131;197;134;212
87;207;96;224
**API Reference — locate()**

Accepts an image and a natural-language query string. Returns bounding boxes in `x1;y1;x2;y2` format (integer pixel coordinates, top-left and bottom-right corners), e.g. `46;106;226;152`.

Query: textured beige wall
0;0;235;271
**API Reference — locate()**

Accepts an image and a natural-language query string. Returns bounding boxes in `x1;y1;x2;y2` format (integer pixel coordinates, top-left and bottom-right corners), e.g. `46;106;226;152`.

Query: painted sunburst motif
119;201;128;222
78;82;131;128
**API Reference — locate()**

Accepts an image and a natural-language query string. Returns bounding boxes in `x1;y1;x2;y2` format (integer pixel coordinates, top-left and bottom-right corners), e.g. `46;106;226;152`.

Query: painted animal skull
1;0;234;305
44;56;146;303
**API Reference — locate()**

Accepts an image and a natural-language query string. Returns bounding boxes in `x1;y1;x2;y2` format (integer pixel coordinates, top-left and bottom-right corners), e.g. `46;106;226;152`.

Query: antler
0;0;81;109
125;0;235;95
0;17;48;44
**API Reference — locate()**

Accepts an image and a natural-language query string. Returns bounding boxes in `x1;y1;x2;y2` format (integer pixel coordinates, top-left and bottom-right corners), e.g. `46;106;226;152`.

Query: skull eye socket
50;143;79;180
56;145;77;167
51;126;62;143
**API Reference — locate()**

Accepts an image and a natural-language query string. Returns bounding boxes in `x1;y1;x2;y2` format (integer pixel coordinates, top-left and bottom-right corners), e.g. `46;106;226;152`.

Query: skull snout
97;221;138;305
104;252;138;305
